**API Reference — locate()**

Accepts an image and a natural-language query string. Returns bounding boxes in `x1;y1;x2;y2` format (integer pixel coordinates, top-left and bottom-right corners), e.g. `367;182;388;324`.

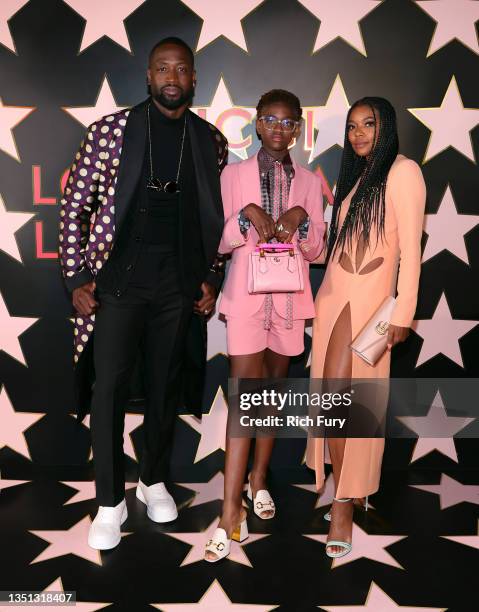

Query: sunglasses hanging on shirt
146;103;186;194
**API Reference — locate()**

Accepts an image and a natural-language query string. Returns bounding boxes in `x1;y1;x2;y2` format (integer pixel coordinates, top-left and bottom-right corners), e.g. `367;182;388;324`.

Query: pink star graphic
409;76;479;163
0;291;38;366
180;0;265;52
412;293;478;368
397;390;475;463
62;0;147;53
0;387;45;459
0;476;30;491
151;578;276;611
60;480;137;505
63;75;126;128
411;473;479;510
81;413;143;461
23;577;111;611
0;97;35;162
0;0;30;54
416;0;479;56
165;517;268;567
0;192;35;263
320;580;446;611
206;308;227;359
305;74;351;162
191;77;256;160
180;386;227;462
306;523;405;568
298;0;382;56
293;472;335;509
180;471;225;507
29;515;131;566
423;184;479;265
442;521;479;551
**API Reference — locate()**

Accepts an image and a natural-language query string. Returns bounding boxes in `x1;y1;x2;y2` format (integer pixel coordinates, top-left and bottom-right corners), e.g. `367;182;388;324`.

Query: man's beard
151;85;195;110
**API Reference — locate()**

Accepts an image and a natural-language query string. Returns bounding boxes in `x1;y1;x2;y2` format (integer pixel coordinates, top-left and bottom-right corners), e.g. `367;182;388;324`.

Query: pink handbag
350;296;397;365
248;243;304;294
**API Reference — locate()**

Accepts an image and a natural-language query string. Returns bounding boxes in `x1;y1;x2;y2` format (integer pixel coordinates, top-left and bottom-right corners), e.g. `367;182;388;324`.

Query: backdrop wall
0;0;478;478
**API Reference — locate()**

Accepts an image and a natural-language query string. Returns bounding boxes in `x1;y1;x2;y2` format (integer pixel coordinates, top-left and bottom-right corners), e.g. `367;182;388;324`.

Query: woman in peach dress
307;97;426;558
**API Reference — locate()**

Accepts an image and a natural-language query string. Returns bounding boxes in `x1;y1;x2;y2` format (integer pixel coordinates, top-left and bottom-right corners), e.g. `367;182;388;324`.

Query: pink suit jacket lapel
238;152;305;210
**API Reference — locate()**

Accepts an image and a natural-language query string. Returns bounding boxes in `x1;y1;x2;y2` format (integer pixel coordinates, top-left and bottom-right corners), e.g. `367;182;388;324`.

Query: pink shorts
225;303;305;356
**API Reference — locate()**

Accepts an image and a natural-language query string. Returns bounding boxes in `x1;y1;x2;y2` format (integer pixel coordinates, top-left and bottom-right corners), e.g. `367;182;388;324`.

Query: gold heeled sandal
204;516;249;562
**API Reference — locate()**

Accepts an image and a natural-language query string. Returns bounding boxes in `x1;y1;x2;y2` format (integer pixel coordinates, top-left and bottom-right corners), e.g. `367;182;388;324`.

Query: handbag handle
256;243;293;252
257;244;295;258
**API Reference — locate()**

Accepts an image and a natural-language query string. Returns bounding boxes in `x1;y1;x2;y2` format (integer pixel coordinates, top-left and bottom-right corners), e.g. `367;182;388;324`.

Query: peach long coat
306;155;426;498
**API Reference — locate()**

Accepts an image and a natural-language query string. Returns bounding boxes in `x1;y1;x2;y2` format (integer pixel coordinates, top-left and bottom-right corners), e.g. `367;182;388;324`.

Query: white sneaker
88;499;127;550
136;479;178;523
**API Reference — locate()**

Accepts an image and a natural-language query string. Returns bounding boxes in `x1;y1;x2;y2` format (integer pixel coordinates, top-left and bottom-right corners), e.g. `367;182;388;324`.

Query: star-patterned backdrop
0;1;478;610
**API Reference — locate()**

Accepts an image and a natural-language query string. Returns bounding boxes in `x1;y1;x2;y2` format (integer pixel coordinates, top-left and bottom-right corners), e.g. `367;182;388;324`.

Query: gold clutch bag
350;296;397;366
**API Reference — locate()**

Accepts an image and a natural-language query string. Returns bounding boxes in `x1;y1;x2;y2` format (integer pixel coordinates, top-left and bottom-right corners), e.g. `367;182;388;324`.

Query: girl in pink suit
306;97;426;558
205;90;325;562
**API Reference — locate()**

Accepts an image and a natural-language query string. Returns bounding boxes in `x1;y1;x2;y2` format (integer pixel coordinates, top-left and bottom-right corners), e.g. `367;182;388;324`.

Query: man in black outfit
59;38;227;550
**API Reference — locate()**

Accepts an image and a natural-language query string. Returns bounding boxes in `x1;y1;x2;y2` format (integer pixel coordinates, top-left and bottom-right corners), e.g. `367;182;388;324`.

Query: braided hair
327;97;399;262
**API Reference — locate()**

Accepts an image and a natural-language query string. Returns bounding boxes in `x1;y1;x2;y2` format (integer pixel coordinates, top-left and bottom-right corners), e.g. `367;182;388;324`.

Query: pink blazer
218;153;326;319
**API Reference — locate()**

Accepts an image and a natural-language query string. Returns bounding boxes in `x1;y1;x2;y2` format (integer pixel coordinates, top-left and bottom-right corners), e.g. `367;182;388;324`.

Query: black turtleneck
148;101;185;183
96;102;200;297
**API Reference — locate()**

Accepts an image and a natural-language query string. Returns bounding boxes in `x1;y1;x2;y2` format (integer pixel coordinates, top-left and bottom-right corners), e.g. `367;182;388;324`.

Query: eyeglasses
258;115;299;133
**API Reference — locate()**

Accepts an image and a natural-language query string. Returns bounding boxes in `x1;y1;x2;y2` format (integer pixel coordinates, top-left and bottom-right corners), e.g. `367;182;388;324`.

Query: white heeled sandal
324;495;369;522
204;517;249;562
325;497;354;558
246;480;275;519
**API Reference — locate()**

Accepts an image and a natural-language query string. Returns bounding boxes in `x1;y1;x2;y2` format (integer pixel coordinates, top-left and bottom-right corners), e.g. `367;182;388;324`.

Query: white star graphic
397;390;475;463
442;521;479;552
320;580;446;611
0;97;35;162
0;291;38;366
165;517;268;567
63;75;126;128
29;577;111;611
60;480;137;505
0;0;30;53
423;184;479;265
411;473;479;510
409;76;479;163
0;387;44;460
180;470;225;507
298;0;382;56
191;76;256;160
305;75;351;163
306;523;405;568
151;578;276;611
29;515;132;566
179;386;228;463
180;0;265;52
206;307;227;360
412;292;478;368
62;0;147;53
81;413;143;462
0;192;35;263
416;0;479;56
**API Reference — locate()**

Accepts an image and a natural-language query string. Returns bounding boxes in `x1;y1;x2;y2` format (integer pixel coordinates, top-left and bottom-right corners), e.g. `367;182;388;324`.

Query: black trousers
91;249;193;506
